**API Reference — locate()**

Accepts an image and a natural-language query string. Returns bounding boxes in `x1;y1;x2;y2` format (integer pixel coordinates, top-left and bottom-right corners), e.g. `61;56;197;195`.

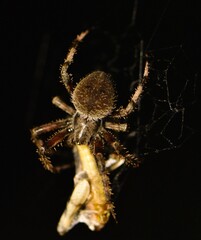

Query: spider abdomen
72;71;116;120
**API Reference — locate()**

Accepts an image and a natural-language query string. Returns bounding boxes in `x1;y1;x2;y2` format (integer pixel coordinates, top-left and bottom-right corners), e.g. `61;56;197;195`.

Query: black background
3;1;201;239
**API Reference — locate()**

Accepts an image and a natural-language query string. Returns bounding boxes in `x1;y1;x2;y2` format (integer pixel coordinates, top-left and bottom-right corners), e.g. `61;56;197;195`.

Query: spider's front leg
60;30;89;94
113;61;149;118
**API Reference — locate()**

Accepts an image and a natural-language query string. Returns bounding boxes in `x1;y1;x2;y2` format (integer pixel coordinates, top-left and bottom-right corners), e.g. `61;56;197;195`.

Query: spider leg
90;131;125;172
105;153;125;171
91;135;107;172
31;119;72;172
105;121;128;132
101;129;140;168
113;61;149;118
52;96;75;115
31;118;71;147
60;30;89;94
38;128;72;172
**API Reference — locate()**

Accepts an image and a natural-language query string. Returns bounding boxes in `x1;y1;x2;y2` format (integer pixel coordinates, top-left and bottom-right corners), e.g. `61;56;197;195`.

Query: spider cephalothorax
31;30;149;235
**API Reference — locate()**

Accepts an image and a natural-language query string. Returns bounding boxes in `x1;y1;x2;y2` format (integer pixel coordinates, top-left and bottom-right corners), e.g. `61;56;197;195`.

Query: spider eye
72;71;116;119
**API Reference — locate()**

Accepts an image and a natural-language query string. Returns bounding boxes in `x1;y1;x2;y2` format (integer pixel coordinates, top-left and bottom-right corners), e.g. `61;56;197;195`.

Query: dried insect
30;30;149;235
57;144;115;234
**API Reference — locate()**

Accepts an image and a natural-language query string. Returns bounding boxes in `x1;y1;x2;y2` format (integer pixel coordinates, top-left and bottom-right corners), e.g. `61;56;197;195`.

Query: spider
30;30;149;235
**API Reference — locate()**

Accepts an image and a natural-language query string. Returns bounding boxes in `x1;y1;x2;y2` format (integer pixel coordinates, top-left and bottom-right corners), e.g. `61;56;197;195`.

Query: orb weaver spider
30;30;149;235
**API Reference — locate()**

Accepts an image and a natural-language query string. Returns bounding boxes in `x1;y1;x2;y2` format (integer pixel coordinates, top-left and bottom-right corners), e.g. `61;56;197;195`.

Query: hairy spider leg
105;121;128;132
52;96;75;115
60;30;89;94
101;129;140;168
31;119;72;172
113;61;149;118
31;119;70;145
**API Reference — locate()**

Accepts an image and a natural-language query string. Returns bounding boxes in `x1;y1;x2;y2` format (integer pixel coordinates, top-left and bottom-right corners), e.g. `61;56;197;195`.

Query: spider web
127;46;196;157
99;0;197;199
106;45;196;201
98;2;197;160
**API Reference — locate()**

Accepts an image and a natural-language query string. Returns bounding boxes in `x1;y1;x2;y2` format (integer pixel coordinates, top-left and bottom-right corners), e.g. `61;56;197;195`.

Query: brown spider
30;30;149;235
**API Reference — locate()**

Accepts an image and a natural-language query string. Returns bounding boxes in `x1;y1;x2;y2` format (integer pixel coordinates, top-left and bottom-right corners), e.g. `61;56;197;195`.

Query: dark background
3;1;201;239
